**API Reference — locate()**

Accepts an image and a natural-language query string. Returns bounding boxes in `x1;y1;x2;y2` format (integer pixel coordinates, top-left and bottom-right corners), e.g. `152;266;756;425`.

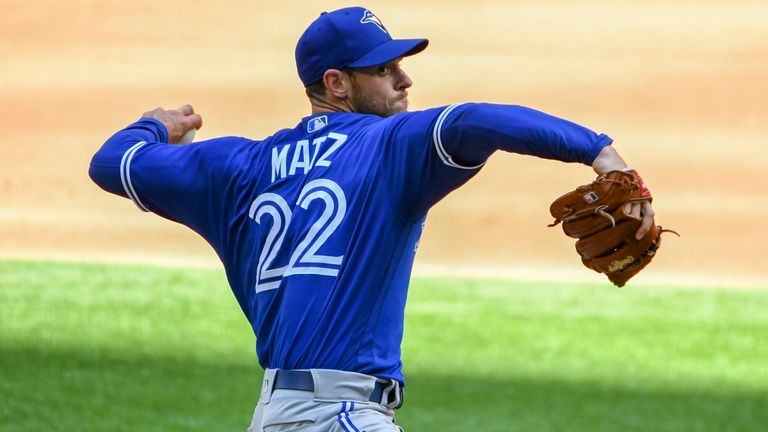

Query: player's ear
322;69;349;99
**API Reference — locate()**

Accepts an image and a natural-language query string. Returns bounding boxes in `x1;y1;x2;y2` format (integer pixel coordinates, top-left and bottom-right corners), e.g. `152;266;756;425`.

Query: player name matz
271;132;348;183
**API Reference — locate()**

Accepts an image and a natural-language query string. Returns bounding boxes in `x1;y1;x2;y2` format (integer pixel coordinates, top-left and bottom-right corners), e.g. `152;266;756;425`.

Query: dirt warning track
1;1;766;287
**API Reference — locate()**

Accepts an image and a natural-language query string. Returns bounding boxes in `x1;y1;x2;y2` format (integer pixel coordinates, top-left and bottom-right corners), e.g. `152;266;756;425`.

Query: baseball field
1;0;767;430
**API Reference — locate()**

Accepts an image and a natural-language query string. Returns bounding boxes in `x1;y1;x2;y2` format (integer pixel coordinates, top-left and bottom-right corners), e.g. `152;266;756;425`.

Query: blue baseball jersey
89;103;612;383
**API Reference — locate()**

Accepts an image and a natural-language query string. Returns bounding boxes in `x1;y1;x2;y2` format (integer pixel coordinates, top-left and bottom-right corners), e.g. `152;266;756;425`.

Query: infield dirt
1;1;766;287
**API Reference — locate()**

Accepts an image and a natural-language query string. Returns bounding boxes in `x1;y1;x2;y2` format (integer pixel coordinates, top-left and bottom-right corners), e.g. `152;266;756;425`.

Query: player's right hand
141;104;203;144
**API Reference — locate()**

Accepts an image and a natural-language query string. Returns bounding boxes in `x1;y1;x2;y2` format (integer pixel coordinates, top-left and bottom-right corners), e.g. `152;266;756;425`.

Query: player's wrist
136;117;170;143
591;146;631;175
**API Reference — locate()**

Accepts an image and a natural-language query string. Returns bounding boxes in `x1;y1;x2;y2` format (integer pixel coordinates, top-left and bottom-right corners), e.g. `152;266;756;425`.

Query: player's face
346;59;412;117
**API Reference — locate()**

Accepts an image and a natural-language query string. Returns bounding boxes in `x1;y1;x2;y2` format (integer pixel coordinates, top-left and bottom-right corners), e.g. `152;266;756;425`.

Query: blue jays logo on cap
360;9;388;34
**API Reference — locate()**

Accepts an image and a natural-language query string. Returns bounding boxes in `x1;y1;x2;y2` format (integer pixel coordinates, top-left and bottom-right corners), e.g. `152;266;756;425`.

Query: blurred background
1;0;766;288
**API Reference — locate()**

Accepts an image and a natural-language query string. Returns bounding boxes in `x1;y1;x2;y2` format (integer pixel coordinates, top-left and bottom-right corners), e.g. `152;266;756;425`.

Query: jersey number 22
248;179;346;293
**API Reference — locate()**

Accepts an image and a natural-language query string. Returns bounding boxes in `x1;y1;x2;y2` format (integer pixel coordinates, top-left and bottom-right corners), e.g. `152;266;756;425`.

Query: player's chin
376;97;408;117
391;98;409;114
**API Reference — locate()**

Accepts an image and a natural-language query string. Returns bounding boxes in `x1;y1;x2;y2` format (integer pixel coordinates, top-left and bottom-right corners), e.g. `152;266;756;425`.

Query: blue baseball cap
295;7;429;86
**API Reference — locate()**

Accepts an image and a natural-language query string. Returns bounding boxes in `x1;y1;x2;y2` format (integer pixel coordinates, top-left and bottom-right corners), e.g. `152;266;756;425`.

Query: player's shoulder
321;109;445;137
178;135;265;172
371;106;458;142
255;109;458;147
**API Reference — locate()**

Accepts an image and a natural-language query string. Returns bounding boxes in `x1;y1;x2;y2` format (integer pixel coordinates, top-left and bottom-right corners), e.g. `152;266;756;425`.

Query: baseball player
89;6;654;431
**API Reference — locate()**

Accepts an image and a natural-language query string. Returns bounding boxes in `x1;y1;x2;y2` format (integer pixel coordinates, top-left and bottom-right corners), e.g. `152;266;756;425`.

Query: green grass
1;260;767;431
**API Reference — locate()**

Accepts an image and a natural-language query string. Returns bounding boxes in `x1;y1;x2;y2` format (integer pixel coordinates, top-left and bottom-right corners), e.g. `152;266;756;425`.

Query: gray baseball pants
247;369;404;432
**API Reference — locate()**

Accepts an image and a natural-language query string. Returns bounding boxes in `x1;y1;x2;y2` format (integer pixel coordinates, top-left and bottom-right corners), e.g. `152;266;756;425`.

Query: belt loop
260;369;278;404
381;379;403;409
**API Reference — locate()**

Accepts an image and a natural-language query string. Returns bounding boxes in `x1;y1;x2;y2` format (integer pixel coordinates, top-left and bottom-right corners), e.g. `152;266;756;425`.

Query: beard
348;83;407;118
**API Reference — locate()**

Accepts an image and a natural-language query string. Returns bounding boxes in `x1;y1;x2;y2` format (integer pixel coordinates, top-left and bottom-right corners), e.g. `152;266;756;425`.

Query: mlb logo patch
307;116;328;133
583;191;599;203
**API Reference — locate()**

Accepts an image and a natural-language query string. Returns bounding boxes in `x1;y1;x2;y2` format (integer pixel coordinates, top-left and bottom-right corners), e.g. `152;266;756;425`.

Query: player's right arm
384;103;614;216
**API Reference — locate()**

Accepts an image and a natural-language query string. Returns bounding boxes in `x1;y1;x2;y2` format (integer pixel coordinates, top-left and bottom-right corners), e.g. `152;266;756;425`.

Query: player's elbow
88;156;103;187
88;157;108;191
88;148;122;195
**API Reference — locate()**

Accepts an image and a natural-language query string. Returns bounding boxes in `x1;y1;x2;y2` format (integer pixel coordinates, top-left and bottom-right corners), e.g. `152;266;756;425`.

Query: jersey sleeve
383;103;613;217
88;117;251;243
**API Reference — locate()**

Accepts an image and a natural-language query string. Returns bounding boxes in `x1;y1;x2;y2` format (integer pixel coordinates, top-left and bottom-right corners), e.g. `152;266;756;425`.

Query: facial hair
348;81;405;118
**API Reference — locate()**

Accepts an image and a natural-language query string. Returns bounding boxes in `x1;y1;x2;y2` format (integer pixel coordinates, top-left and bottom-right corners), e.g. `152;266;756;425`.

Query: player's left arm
140;104;202;145
88;105;249;240
88;105;202;202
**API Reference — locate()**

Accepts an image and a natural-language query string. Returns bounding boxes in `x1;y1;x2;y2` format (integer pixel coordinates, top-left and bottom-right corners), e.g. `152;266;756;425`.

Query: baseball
178;128;196;145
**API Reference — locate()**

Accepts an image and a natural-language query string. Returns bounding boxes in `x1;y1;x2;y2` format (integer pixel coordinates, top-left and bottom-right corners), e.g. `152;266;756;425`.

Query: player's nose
395;69;413;91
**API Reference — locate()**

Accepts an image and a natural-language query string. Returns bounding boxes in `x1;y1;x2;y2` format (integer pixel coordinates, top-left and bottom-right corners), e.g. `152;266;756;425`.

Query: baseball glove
548;170;676;287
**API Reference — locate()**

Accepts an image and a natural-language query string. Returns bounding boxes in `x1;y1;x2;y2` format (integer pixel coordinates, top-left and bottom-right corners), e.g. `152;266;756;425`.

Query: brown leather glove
548;170;676;287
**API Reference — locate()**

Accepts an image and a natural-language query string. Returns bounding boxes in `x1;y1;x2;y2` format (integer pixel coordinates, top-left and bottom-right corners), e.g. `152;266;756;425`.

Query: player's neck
309;96;355;115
